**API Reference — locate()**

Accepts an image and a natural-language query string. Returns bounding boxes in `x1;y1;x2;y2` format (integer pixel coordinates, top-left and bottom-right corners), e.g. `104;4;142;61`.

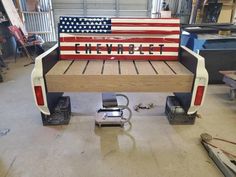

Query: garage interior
0;0;236;177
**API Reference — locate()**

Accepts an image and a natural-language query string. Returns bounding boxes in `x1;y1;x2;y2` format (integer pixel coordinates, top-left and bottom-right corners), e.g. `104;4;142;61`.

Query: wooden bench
31;17;209;125
46;60;193;92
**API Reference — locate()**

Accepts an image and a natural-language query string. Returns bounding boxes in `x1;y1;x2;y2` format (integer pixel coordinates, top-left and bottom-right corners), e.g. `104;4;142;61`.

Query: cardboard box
160;11;172;18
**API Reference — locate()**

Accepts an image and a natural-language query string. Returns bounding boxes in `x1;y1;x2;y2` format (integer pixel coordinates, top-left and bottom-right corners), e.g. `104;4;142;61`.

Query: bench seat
45;60;194;92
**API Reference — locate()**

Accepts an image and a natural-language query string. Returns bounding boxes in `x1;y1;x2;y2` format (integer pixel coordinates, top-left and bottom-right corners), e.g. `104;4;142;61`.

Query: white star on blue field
59;17;111;33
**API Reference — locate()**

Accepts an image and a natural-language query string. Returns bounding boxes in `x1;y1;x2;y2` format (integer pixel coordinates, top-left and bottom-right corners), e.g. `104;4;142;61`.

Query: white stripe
112;26;180;31
60;42;179;47
112;18;180;24
60;51;178;56
60;33;180;39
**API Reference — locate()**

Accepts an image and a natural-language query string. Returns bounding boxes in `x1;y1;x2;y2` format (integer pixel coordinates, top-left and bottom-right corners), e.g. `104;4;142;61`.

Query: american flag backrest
58;17;180;61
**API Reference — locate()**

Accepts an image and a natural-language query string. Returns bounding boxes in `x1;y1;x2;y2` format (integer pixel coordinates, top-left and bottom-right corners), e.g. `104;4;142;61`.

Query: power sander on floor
95;93;132;127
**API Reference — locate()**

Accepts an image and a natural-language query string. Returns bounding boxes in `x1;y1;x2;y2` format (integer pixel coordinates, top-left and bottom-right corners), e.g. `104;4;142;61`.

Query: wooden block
160;11;172;18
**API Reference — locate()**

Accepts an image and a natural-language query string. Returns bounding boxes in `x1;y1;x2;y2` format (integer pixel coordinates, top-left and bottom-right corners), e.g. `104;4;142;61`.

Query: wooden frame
45;60;194;92
31;44;208;116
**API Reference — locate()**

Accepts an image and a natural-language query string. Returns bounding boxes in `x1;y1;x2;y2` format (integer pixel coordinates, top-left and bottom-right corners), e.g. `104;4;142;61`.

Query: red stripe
60;55;178;61
60;46;179;52
112;30;180;35
112;23;180;27
111;18;180;20
59;37;180;43
61;17;179;20
63;24;179;27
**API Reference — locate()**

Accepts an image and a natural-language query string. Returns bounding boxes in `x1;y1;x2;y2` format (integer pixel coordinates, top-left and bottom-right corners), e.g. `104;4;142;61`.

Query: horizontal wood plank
47;60;73;75
84;60;103;75
134;61;156;75
166;61;192;75
46;75;193;92
220;70;236;80
150;61;175;75
46;60;194;93
65;60;88;75
120;61;137;75
103;60;119;75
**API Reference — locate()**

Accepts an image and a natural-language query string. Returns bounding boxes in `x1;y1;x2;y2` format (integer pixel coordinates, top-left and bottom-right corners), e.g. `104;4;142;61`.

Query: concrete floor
0;57;235;177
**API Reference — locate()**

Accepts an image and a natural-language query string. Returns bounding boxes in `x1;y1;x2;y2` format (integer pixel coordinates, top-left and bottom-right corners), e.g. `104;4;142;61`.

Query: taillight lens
34;86;44;106
194;86;205;106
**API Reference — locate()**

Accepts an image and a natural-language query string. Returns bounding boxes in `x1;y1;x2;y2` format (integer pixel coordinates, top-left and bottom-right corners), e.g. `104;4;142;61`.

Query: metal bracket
95;93;132;127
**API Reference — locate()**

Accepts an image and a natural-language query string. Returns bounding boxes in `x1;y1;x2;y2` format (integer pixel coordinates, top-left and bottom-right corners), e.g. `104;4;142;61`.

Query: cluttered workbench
220;70;236;100
181;23;236;84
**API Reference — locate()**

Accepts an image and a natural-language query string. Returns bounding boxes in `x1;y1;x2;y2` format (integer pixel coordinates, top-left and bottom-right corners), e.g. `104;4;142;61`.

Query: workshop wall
52;0;152;35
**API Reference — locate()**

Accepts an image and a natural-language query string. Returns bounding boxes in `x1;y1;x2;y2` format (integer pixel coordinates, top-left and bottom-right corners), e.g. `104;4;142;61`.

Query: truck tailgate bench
31;17;208;125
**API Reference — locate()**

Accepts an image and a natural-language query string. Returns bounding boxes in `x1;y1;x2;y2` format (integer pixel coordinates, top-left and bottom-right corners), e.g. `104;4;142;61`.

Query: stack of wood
190;0;236;23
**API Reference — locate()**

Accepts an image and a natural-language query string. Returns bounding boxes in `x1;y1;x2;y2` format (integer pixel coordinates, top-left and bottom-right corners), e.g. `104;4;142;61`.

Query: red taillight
34;86;44;106
194;86;205;106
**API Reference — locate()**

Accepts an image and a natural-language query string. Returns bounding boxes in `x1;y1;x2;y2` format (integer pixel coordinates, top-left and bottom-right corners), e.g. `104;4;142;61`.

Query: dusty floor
0;57;235;177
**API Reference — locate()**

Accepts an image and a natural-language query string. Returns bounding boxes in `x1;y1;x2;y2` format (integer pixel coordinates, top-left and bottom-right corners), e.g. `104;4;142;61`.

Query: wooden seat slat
84;60;103;75
150;61;175;75
103;60;119;75
47;60;73;75
134;61;156;75
119;61;137;75
65;60;88;75
166;61;192;75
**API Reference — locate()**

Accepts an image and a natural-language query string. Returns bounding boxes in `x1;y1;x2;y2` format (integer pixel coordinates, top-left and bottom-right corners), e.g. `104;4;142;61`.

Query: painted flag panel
58;16;180;61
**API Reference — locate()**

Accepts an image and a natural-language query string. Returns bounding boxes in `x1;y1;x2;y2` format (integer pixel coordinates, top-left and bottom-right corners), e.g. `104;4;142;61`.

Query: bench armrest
176;46;209;114
31;43;61;115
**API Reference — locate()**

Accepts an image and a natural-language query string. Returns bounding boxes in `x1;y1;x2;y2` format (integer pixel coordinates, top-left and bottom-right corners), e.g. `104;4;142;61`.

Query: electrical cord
202;141;236;159
213;137;236;146
201;133;236;158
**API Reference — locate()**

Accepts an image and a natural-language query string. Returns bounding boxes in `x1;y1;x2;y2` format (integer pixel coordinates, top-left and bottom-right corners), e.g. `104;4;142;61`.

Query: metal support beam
151;0;162;18
115;0;119;17
83;0;87;16
147;0;152;17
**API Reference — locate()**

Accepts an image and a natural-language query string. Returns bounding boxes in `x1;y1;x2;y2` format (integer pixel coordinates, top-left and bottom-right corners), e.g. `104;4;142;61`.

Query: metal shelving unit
19;0;56;42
